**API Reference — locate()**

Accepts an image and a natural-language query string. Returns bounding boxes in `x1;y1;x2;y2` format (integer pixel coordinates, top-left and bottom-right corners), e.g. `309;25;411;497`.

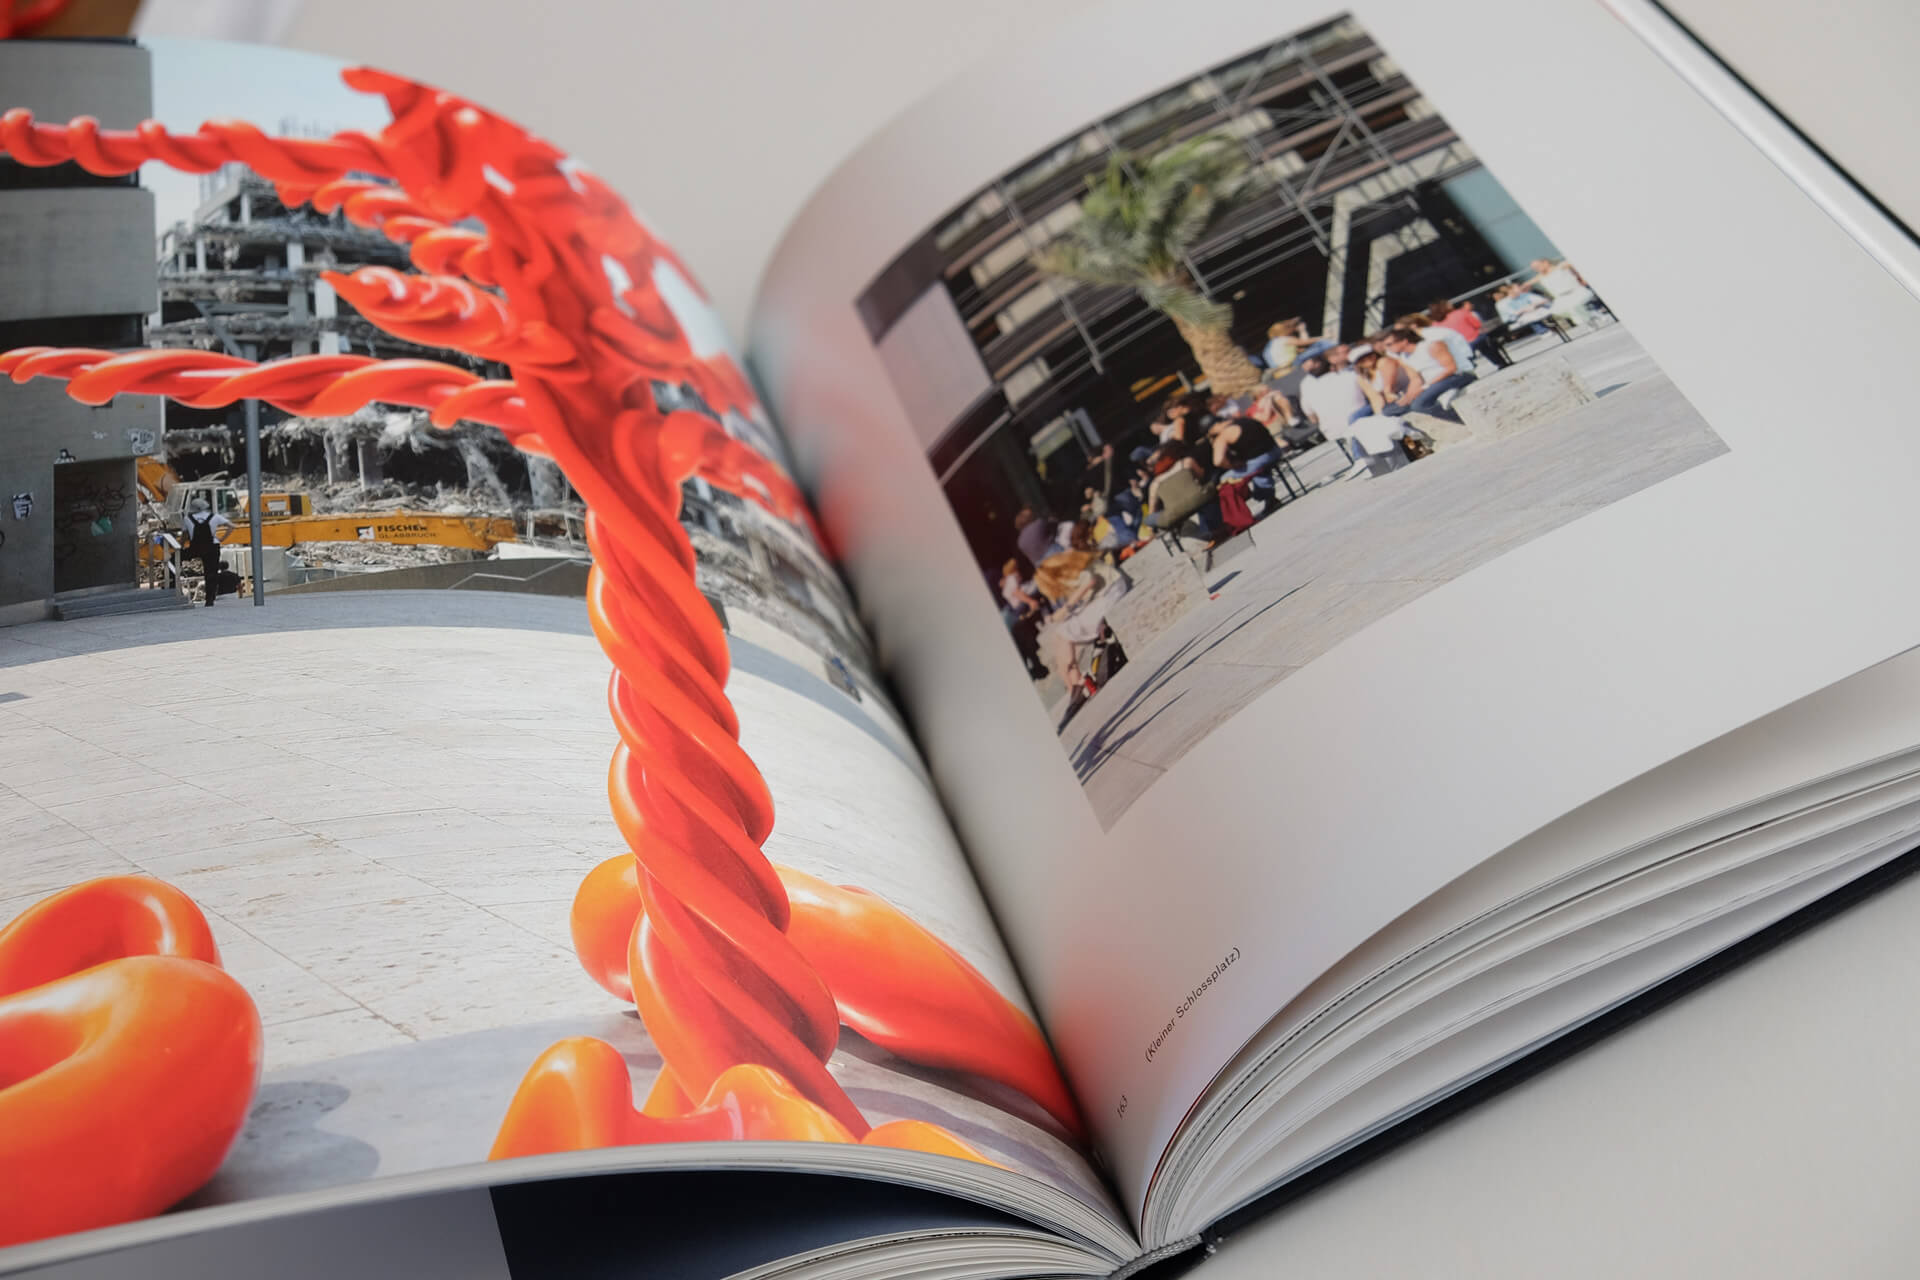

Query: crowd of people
1000;476;1134;715
994;385;1317;712
990;259;1607;708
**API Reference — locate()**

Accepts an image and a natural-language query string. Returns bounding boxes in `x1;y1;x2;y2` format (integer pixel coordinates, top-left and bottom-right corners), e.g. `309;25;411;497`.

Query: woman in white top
1150;394;1195;443
1034;524;1131;700
1396;312;1478;379
1261;317;1332;374
1342;349;1426;460
1000;560;1044;617
1353;347;1419;414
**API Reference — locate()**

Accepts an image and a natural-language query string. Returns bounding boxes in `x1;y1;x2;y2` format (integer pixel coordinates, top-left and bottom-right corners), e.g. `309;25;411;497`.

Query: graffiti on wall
51;477;128;566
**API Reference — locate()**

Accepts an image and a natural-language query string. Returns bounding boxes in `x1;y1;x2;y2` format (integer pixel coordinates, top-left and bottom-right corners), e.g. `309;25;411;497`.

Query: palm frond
1035;132;1256;321
1035;238;1147;290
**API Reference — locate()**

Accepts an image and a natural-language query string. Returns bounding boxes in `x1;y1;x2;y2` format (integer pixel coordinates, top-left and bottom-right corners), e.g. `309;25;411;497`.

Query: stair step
54;590;193;620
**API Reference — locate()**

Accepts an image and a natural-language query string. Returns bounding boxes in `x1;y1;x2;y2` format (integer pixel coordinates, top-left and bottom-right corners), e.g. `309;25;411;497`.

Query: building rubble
143;160;883;691
146;165;558;575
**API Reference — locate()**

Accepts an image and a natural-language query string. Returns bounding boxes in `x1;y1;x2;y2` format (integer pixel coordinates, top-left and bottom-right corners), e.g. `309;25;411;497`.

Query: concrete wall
0;40;152;127
0;384;164;621
0;187;159;323
0;41;159;625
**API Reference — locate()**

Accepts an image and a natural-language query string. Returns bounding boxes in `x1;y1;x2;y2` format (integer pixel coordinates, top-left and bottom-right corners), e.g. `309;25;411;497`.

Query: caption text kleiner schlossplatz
1145;946;1241;1064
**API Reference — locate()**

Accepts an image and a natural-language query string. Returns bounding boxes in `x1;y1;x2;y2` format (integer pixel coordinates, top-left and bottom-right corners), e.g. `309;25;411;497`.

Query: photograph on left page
0;37;1110;1256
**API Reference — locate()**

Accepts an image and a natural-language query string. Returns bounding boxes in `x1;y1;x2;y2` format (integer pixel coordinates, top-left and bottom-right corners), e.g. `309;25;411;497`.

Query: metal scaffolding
869;16;1485;397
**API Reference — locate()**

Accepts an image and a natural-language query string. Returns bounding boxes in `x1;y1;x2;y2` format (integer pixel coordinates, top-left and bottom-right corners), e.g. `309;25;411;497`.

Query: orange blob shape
570;854;640;1002
570;856;1084;1139
491;1041;854;1160
776;868;1085;1138
0;878;262;1247
0;957;261;1247
0;875;220;997
862;1120;995;1162
491;1038;997;1168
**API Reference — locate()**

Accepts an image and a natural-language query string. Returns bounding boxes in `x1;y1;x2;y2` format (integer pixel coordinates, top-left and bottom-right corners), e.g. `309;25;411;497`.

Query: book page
748;0;1920;1225
0;37;1126;1266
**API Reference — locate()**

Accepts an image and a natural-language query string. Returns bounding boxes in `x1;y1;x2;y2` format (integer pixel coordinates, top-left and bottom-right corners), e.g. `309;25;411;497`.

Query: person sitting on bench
1039;546;1131;707
1142;446;1224;543
1427;297;1508;369
1261;316;1334;375
1523;257;1603;327
1207;413;1285;501
1299;352;1374;464
1493;282;1553;336
1380;326;1475;424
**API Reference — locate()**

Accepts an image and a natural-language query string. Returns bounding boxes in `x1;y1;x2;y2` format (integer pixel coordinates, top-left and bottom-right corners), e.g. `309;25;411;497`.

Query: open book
6;2;1920;1274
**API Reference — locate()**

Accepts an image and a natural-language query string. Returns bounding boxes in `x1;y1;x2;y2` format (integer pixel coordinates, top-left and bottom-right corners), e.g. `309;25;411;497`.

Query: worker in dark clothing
182;497;232;606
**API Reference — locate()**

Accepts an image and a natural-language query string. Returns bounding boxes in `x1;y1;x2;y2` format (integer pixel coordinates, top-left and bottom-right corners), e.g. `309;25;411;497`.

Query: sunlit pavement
0;591;1104;1201
1063;326;1728;828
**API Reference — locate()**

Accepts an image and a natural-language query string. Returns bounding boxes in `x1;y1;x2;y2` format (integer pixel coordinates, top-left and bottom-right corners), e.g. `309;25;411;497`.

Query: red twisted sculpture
1;69;1079;1174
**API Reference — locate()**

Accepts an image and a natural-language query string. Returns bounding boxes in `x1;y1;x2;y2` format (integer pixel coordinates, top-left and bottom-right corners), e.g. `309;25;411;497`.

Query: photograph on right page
854;12;1728;829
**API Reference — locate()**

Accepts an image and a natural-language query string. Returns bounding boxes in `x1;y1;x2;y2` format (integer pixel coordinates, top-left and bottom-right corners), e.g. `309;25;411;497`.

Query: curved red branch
0;347;540;448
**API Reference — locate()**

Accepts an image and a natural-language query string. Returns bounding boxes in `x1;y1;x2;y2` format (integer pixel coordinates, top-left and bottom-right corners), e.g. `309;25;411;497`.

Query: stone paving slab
0;591;1021;1054
1063;328;1730;828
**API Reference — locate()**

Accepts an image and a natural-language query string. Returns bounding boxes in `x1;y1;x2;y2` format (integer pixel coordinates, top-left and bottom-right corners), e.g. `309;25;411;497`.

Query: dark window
0;313;143;350
0;158;138;192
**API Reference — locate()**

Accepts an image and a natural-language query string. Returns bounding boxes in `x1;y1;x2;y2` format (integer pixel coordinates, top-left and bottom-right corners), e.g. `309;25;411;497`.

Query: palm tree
1037;134;1264;397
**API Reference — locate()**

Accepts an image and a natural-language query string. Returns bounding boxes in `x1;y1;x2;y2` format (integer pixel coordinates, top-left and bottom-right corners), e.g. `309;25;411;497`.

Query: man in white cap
181;496;233;605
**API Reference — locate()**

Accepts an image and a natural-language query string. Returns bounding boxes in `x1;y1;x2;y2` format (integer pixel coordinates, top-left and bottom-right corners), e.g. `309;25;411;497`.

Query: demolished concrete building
155;161;561;510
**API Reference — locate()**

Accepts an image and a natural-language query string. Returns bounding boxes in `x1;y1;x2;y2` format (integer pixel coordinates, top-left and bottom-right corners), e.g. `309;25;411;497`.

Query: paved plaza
0;591;1098;1204
1063;326;1730;827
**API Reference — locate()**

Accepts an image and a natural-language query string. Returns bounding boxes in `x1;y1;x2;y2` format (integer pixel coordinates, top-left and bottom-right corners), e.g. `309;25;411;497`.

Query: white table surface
121;0;1920;1274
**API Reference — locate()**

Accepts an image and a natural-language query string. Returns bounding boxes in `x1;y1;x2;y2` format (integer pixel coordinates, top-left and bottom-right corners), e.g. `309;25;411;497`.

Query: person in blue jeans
1380;327;1475;424
1207;414;1284;492
1104;480;1144;546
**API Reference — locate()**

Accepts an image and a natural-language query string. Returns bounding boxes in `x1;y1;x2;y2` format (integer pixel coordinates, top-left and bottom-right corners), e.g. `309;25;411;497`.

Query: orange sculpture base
0;878;262;1248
